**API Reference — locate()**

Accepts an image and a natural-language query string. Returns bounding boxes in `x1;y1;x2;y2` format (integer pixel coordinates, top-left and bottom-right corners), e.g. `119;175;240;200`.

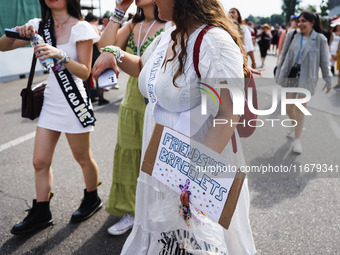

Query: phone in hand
98;69;118;88
4;28;31;41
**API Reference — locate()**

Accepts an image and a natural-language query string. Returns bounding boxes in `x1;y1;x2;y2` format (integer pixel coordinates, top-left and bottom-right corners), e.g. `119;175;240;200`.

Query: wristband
109;16;123;25
114;7;125;20
100;45;124;62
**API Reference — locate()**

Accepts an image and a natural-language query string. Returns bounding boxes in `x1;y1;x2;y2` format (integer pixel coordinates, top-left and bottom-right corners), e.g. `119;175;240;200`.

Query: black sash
41;19;96;127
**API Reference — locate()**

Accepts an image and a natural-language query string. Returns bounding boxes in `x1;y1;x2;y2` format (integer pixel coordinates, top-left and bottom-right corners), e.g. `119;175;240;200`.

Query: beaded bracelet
100;45;124;62
109;16;123;25
110;7;125;24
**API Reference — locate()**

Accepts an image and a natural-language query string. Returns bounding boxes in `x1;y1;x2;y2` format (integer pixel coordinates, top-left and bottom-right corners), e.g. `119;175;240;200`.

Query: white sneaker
107;214;134;235
292;139;302;154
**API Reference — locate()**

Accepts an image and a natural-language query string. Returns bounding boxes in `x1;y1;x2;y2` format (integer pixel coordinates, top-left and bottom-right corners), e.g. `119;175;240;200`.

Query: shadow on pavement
73;216;130;255
0;222;80;255
248;138;317;209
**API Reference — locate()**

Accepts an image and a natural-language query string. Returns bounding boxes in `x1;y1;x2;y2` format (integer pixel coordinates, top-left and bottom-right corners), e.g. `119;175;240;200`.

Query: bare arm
329;33;333;48
0;24;34;51
277;30;287;64
35;39;93;80
93;50;142;80
97;0;133;49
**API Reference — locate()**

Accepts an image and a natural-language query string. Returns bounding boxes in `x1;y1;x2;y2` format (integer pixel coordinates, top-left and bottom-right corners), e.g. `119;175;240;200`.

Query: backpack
193;25;258;153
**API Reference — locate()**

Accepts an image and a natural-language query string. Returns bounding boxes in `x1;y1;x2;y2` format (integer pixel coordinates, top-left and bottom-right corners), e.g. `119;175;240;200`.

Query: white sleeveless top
330;32;340;55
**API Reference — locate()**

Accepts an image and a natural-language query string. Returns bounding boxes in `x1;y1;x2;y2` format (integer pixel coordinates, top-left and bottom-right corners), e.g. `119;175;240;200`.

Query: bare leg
33;127;61;202
294;98;307;140
66;132;98;192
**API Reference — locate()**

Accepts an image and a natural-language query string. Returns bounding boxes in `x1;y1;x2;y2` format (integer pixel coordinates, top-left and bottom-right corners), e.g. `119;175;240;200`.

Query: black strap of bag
27;53;37;90
41;19;96;127
21;22;47;120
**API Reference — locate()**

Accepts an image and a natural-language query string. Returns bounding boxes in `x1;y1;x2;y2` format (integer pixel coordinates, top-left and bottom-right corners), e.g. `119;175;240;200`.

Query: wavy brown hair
166;0;248;86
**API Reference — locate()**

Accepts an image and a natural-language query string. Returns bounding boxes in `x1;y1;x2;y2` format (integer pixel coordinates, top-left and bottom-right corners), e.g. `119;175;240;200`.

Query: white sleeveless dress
27;18;99;133
121;26;256;255
330;32;340;56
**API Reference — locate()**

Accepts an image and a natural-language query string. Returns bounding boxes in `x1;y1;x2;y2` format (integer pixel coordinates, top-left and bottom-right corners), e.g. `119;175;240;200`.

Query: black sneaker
71;189;102;222
333;85;340;90
98;98;109;106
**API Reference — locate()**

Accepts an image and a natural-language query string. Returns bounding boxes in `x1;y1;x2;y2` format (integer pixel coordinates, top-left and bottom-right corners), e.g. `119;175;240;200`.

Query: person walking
277;16;298;63
275;10;332;154
95;0;167;236
271;24;280;55
0;0;102;235
229;7;257;69
328;23;340;75
258;23;272;68
93;0;256;254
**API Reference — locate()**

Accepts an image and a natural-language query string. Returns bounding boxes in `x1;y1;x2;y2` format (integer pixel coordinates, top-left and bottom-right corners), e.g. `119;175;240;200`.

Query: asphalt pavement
0;46;339;255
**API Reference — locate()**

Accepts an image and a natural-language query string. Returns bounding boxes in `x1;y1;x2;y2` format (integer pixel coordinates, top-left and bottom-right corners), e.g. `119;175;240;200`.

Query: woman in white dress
0;0;102;235
329;24;340;75
93;0;256;253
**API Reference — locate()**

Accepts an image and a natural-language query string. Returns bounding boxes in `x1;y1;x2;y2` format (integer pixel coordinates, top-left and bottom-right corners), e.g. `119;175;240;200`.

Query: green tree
270;14;285;25
282;0;302;23
259;17;271;24
320;0;330;17
247;15;256;24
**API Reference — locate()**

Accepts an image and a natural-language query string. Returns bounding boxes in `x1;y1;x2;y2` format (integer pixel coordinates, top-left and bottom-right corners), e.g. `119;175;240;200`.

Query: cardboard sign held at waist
141;123;246;230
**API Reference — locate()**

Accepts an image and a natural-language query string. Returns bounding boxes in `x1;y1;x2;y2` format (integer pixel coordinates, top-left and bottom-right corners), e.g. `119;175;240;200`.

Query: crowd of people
0;0;337;254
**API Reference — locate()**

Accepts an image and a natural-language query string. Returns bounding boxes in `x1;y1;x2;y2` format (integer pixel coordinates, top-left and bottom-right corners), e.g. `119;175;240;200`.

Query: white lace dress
27;18;99;133
121;26;256;255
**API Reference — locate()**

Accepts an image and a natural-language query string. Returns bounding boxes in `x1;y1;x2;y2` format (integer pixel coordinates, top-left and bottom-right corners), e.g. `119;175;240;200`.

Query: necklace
55;15;71;29
145;17;155;22
137;20;157;56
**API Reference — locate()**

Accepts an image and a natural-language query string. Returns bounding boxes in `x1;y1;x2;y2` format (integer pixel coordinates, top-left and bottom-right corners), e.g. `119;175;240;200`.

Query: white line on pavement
0;96;124;153
0;131;36;153
324;113;340;140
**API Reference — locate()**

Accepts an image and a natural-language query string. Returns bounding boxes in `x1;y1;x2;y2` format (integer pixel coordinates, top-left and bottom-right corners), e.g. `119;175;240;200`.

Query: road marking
0;96;124;153
0;131;36;153
324;113;340;140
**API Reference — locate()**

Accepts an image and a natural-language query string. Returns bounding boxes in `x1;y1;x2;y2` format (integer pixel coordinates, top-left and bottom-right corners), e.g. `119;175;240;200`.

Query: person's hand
93;51;120;80
180;191;190;207
248;65;263;76
14;24;36;39
116;0;134;12
322;86;332;94
34;43;62;61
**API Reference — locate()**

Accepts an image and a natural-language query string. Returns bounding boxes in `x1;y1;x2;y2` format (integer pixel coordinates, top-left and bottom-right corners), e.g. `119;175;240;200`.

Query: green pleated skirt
105;75;146;217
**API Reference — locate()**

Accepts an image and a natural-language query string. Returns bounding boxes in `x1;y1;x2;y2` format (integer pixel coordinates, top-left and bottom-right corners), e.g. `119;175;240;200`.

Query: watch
63;52;70;64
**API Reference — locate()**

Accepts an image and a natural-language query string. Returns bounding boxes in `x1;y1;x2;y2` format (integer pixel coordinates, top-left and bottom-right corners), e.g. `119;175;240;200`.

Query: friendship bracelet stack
109;7;125;24
100;45;124;62
56;49;70;64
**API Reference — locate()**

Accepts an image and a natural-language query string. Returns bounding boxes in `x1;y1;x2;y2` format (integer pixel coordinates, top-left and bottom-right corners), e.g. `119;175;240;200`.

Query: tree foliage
320;0;330;17
282;0;302;23
270;14;285;25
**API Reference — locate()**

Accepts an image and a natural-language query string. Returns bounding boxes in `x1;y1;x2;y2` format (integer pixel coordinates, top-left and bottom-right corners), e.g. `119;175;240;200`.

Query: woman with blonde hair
94;0;256;253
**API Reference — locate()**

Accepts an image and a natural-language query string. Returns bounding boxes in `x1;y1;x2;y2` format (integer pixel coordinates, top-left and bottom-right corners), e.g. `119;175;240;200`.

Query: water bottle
30;34;54;69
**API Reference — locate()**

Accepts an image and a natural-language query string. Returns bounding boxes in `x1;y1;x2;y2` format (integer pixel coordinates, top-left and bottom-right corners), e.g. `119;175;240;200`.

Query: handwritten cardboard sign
142;123;245;229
